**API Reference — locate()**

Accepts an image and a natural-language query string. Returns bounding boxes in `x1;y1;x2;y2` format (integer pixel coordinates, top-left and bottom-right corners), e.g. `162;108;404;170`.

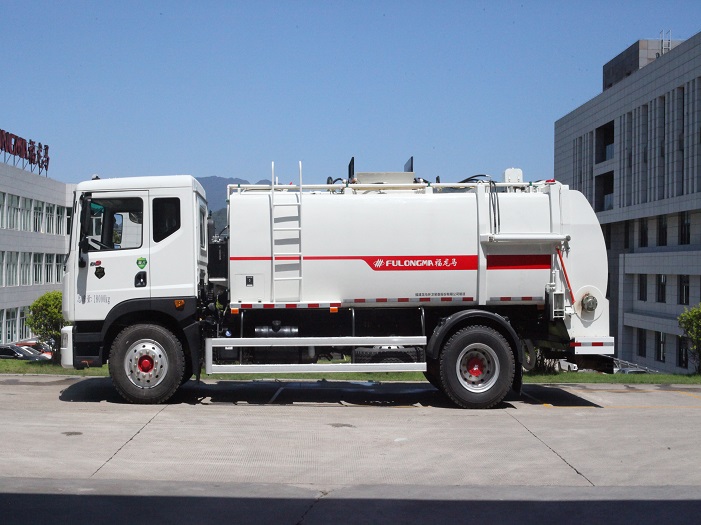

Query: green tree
678;304;701;374
27;291;65;356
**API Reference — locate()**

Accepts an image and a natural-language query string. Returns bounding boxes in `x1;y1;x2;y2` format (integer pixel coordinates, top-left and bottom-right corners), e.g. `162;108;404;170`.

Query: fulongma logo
366;256;469;271
372;258;451;269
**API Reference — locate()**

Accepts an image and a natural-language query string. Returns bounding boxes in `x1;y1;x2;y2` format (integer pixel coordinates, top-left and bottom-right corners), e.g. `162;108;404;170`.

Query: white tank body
227;182;608;345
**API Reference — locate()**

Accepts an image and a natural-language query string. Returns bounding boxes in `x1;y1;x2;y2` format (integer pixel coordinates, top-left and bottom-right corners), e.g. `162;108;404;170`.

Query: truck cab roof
75;175;206;198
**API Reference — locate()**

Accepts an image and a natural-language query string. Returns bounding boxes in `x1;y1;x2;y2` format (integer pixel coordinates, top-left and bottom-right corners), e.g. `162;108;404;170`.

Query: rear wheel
439;325;515;409
108;324;185;404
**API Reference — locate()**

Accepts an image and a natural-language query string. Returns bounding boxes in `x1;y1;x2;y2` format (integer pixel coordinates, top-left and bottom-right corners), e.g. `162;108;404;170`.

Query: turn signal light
174;299;185;310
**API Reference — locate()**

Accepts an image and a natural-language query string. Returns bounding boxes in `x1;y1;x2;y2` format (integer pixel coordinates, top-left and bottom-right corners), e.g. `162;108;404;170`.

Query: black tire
108;324;185;404
423;358;441;390
352;348;374;364
371;352;410;364
522;341;536;372
439;325;515;409
180;356;194;385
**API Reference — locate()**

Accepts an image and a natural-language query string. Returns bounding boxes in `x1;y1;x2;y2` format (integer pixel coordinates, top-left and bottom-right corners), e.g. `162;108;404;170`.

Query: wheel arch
101;298;200;364
426;309;523;392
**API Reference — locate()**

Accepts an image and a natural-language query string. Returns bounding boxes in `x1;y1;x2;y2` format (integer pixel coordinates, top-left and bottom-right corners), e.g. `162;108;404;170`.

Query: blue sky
3;1;701;184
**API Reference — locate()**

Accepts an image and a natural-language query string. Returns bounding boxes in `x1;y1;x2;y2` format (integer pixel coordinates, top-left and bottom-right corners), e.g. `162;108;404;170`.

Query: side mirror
78;194;92;266
79;194;92;240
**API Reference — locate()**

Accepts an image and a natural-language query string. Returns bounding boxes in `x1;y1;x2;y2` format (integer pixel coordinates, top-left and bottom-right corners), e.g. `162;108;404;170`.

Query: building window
655;332;666;362
20;198;32;231
45;204;55;234
7;194;20;230
639;219;648;247
19;307;30;340
33;253;43;284
0;192;5;229
624;220;630;249
656;274;666;303
638;274;647;301
595;121;615;163
657;215;667;246
677;335;689;368
0;251;3;286
677;336;689;369
679;211;690;245
5;252;18;287
595;171;614;212
20;253;31;286
637;328;647;357
33;201;44;233
679;275;690;305
45;254;54;284
57;206;66;235
55;254;64;284
5;309;17;343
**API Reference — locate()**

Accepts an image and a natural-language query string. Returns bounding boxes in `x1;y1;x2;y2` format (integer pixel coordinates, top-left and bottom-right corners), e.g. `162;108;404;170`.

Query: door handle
135;271;147;288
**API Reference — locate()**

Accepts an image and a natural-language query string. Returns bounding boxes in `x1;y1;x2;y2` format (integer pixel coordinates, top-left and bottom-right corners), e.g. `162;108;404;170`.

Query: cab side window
87;198;143;251
153;198;180;243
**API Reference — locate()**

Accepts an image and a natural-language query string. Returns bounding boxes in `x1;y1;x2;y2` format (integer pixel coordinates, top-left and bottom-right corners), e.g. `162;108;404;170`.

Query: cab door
73;191;150;321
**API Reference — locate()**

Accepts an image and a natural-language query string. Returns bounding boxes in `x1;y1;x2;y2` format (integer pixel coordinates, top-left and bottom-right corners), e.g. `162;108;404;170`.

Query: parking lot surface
1;375;701;524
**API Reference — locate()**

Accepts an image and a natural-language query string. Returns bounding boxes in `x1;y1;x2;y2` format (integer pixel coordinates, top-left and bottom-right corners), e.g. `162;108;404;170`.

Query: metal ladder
269;161;303;302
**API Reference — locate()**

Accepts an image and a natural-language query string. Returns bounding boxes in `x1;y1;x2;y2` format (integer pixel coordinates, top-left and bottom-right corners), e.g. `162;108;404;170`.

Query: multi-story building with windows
1;138;72;344
555;32;701;373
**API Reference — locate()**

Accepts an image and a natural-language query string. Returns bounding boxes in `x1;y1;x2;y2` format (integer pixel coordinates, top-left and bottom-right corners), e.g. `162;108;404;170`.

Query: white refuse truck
61;159;613;408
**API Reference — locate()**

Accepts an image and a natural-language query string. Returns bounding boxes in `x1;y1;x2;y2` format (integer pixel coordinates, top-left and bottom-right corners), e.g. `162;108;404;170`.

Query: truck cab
62;176;207;379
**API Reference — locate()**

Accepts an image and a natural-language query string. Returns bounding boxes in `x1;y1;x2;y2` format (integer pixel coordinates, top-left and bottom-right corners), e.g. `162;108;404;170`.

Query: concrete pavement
1;375;700;523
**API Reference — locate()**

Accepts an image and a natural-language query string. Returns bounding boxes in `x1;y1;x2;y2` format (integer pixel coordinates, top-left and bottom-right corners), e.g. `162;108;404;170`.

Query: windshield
14;346;34;357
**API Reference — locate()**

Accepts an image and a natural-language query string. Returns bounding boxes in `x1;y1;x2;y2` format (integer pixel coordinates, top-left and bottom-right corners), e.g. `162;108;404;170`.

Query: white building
0;140;73;344
555;33;701;373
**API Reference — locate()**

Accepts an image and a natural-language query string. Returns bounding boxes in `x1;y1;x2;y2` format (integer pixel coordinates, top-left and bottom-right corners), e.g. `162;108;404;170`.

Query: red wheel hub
466;357;484;377
138;355;155;373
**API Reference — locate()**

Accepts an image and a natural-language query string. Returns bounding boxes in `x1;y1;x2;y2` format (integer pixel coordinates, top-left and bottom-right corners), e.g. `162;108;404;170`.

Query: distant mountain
196;176;271;212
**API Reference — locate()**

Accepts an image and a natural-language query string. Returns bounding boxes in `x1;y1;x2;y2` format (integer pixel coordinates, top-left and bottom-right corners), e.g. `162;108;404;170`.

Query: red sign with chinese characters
0;128;50;172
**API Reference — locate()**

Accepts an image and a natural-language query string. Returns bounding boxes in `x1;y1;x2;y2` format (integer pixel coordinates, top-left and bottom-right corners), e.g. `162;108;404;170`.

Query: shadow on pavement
58;377;599;409
1;492;699;525
520;384;601;408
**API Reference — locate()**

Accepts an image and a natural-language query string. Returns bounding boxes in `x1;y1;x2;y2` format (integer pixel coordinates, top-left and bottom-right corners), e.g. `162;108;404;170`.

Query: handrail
556;247;575;304
229;180;558;194
481;233;569;243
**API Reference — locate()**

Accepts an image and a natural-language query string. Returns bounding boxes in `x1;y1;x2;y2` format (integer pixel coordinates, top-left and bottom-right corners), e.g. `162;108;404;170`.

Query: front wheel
108;324;185;404
439;325;515;409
